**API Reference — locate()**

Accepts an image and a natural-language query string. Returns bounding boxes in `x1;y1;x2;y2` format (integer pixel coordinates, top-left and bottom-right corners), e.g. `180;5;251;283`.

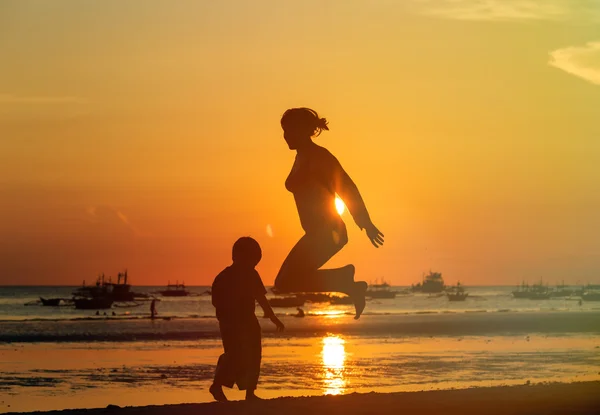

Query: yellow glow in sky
1;1;600;285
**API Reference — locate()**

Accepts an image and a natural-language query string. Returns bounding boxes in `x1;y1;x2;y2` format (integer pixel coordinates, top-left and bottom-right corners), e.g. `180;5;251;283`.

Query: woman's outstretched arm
322;150;384;247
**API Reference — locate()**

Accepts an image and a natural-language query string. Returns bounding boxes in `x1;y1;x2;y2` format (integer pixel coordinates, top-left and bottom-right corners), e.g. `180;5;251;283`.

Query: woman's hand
271;316;285;332
365;223;384;248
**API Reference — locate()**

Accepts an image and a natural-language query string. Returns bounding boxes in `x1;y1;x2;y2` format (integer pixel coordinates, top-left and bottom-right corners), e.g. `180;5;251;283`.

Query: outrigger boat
446;282;468;301
512;280;550;299
72;270;147;310
367;278;396;299
549;282;573;298
582;291;600;301
73;270;143;302
157;282;190;297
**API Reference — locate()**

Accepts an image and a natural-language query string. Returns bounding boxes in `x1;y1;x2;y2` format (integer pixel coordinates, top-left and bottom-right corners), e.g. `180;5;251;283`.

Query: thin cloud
0;94;89;104
412;0;568;21
86;205;150;237
549;41;600;86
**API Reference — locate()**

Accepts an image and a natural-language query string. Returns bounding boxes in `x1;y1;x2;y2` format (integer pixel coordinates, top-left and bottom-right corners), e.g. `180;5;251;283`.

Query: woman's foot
350;281;367;319
209;383;228;402
245;390;262;401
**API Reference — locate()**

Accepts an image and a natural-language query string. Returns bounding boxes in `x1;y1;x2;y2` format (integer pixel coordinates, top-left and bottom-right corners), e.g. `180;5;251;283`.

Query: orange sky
1;1;599;286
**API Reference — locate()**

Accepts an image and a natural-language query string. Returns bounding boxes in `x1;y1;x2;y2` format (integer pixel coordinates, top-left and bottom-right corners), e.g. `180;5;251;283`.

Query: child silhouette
210;237;284;401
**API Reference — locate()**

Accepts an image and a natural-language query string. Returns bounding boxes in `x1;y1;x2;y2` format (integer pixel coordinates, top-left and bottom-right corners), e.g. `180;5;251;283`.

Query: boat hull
159;291;189;297
73;298;113;310
582;293;600;301
40;297;61;306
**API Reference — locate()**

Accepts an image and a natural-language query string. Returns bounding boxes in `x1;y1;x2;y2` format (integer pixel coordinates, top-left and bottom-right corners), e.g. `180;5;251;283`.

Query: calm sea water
0;285;599;341
2;285;599;319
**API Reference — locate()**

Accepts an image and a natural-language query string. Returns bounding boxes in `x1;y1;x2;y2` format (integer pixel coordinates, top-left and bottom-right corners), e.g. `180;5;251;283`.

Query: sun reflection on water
321;335;346;395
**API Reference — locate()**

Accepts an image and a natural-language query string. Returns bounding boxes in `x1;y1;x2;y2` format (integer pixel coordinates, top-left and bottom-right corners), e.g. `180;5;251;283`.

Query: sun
335;196;346;215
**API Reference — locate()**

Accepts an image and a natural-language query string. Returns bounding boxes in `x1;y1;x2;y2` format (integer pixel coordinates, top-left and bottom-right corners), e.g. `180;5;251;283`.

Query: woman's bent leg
274;229;355;294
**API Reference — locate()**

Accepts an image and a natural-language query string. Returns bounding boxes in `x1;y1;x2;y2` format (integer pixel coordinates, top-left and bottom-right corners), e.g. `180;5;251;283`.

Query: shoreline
6;381;600;415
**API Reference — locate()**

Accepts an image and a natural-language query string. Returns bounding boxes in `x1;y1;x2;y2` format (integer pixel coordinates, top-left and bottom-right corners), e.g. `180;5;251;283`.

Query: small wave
0;315;217;323
1;311;600;343
1;307;593;323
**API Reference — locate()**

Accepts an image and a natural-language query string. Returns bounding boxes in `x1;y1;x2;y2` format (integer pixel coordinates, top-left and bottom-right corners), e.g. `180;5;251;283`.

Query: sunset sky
1;0;599;286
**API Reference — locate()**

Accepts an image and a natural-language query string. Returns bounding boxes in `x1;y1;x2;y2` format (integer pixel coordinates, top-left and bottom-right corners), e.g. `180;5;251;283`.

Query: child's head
232;237;262;268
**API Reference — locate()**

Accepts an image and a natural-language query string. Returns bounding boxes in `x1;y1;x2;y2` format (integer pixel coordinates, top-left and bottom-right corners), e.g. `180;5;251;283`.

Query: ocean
1;285;599;412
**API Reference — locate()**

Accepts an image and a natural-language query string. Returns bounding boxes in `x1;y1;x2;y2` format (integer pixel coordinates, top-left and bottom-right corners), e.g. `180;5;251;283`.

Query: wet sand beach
2;332;599;412
6;382;599;415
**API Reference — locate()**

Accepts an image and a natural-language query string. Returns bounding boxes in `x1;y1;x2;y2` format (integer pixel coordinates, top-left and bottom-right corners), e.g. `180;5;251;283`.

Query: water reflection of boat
158;282;190;297
366;279;396;299
268;296;305;308
411;271;445;293
73;297;113;310
446;282;468;301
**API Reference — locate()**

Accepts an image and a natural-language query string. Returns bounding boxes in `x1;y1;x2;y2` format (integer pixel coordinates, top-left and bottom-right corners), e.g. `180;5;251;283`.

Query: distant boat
268;296;305;308
446;282;468;301
582;291;600;301
40;297;61;306
73;270;143;302
107;270;136;301
574;284;600;297
366;278;396;299
158;282;190;297
512;280;550;300
73;297;113;310
549;282;573;298
412;271;445;293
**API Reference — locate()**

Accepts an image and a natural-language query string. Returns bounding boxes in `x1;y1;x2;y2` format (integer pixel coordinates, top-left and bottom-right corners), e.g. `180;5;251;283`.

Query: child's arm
256;294;284;332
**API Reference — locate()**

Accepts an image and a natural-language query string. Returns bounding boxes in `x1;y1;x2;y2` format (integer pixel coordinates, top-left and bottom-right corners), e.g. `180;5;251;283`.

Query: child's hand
271;316;285;332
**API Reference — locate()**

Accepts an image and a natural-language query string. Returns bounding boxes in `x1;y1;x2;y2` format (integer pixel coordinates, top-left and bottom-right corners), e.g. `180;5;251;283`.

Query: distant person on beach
210;237;285;401
150;299;157;319
274;107;384;319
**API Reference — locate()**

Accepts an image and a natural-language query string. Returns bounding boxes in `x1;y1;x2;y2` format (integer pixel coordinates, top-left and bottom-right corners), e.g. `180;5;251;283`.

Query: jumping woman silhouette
274;108;384;319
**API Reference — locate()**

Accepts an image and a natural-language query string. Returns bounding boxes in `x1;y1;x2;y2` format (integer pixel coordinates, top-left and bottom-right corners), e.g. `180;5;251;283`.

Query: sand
7;381;599;415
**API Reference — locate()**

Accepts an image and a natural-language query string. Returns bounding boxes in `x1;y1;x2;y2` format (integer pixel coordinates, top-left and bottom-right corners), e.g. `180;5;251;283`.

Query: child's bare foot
245;390;262;401
351;281;367;320
209;383;228;402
